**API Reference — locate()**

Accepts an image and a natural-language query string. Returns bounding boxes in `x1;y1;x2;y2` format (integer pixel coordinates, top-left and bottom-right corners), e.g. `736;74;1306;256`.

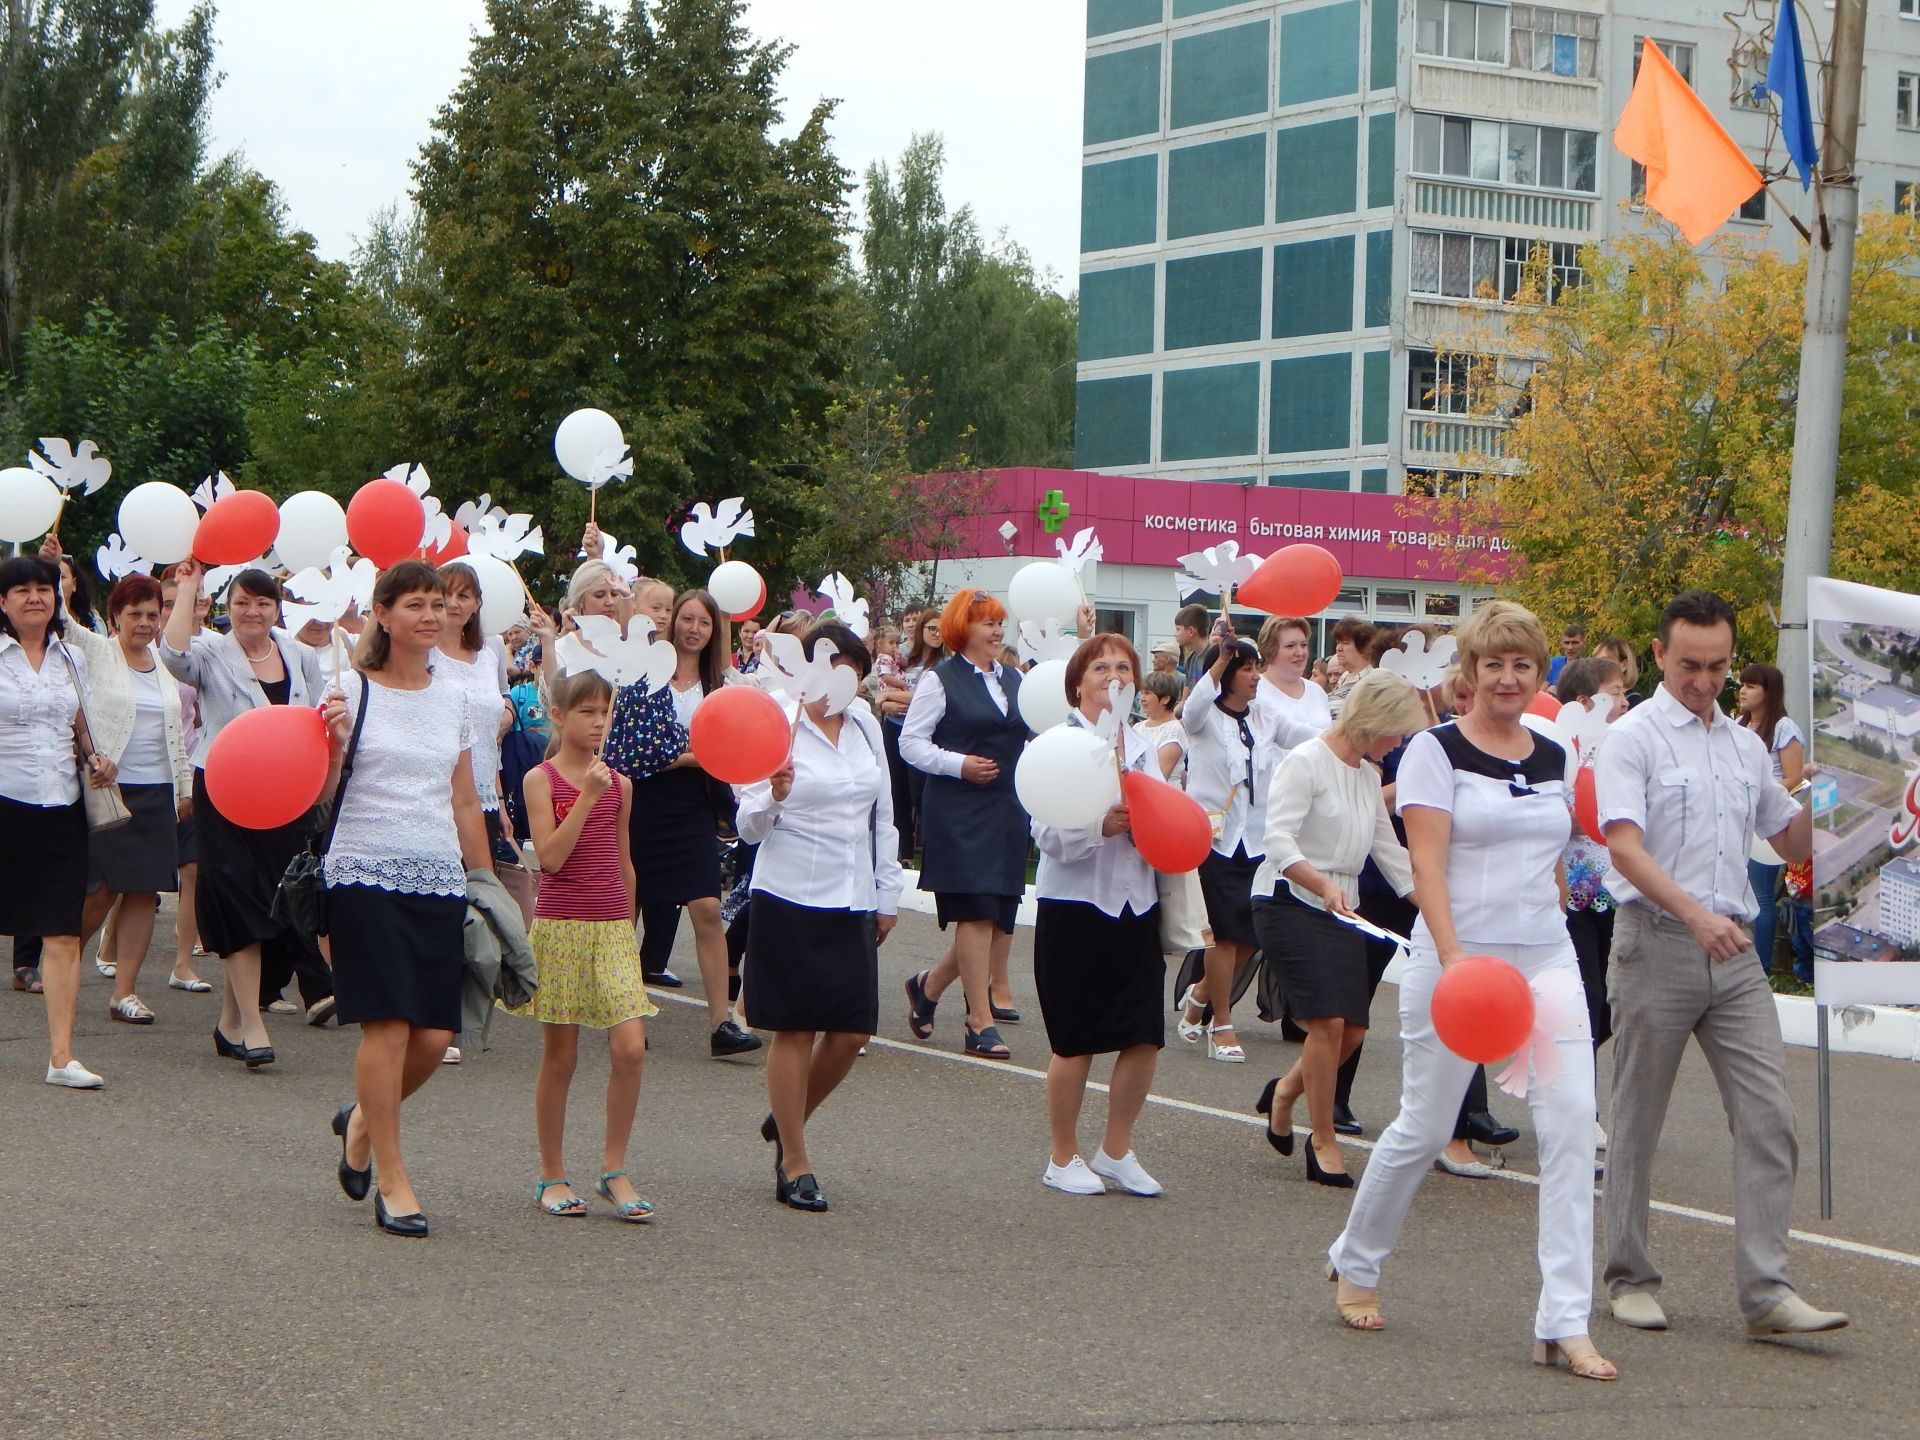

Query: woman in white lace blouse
321;561;491;1238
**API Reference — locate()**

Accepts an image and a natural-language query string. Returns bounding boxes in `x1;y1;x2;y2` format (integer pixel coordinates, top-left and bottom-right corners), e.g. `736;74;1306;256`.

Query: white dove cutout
1175;540;1261;600
604;538;641;586
1017;618;1081;666
467;508;543;562
30;438;113;497
1095;679;1137;744
759;631;859;717
1550;693;1616;779
586;444;634;490
190;471;236;511
560;613;676;693
205;557;274;604
1055;527;1103;574
454;494;508;533
680;498;755;557
813;572;869;640
1379;631;1459;691
285;547;377;627
95;533;151;581
387;462;452;552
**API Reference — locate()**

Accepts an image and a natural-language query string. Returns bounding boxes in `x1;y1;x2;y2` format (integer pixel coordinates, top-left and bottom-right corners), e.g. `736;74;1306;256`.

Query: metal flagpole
1816;1004;1833;1219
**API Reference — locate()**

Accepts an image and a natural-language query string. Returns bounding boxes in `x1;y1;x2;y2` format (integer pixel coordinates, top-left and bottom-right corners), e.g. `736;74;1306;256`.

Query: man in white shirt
1595;591;1845;1339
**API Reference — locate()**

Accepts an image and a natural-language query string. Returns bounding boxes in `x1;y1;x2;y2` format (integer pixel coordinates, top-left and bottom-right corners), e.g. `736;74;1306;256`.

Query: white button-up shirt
1182;671;1324;859
737;704;904;915
898;658;1011;779
1596;682;1803;919
1033;716;1158;919
0;633;84;807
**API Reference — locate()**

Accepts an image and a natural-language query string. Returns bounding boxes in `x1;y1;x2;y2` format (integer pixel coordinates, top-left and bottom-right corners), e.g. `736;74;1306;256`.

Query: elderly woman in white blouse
1033;634;1167;1199
1251;670;1426;1187
737;621;902;1213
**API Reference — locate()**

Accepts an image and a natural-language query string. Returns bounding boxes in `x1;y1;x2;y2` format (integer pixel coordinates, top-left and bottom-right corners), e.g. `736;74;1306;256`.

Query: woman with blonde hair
1252;669;1425;1185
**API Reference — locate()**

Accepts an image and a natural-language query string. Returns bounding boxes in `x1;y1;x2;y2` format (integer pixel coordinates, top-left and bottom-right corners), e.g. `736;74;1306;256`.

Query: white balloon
464;552;527;636
0;467;62;542
117;481;200;564
1015;725;1121;830
1008;561;1080;628
708;559;762;616
554;408;625;482
276;491;350;574
1016;658;1072;733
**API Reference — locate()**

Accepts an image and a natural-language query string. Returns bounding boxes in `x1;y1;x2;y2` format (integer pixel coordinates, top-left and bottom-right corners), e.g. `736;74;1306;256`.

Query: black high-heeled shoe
332;1103;371;1202
238;1041;275;1069
761;1112;783;1176
776;1169;828;1212
1305;1140;1355;1189
375;1193;429;1237
1254;1077;1295;1156
214;1028;244;1060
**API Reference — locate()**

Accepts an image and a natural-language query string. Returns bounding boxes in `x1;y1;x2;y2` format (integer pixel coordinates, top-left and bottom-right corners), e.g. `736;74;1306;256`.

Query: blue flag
1760;1;1819;190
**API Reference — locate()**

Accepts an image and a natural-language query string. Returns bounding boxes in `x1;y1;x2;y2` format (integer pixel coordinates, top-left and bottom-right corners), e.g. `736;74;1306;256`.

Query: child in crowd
871;625;902;683
501;670;658;1223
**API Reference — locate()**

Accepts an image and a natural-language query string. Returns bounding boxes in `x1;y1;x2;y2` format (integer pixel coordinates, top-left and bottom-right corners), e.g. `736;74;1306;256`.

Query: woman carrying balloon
1252;670;1424;1187
899;589;1028;1060
1030;634;1167;1197
1326;601;1612;1382
322;561;493;1237
162;558;329;1068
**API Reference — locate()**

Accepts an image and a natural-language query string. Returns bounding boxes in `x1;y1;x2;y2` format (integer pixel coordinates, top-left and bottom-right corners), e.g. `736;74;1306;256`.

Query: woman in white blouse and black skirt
1251;670;1425;1186
321;561;492;1238
737;622;902;1212
1326;601;1613;1381
1033;635;1166;1199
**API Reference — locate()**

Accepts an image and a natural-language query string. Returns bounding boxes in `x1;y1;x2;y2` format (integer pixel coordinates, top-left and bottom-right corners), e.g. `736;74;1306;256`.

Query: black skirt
176;810;198;866
1033;898;1166;1058
87;782;178;894
192;768;313;957
742;892;878;1035
0;795;86;938
1252;889;1371;1026
934;891;1020;935
1198;846;1260;949
629;765;721;905
327;883;466;1032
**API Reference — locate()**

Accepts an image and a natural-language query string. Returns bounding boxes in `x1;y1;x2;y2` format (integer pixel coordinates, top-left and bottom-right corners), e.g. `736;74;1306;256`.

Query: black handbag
273;673;368;938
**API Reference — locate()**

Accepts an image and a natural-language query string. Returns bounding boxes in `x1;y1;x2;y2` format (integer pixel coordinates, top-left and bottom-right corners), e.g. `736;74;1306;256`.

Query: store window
1330;586;1369;612
1425;592;1463;618
1375;589;1416;617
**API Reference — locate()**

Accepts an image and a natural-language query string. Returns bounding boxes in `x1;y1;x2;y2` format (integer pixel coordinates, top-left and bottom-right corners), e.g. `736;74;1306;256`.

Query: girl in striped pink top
501;671;658;1222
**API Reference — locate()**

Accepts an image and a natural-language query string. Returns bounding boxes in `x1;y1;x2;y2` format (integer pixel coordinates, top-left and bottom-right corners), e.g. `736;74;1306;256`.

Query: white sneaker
108;994;155;1025
441;1045;463;1065
94;956;116;978
1042;1156;1107;1195
266;998;299;1014
1088;1148;1163;1197
45;1060;104;1089
1595;1120;1608;1151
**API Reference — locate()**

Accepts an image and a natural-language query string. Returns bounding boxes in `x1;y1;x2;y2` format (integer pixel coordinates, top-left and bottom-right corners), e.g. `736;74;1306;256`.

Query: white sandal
1206;1022;1246;1063
1175;984;1206;1044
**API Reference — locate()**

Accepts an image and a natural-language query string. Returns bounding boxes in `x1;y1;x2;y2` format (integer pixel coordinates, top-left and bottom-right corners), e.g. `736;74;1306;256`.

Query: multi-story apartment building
1878;853;1920;950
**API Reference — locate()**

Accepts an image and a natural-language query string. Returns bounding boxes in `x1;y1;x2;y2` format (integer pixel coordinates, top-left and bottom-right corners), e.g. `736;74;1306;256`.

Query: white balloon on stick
276;491;350;574
1016;658;1072;733
1008;561;1080;628
708;559;763;616
464;552;529;636
118;481;200;564
0;467;63;542
554;408;624;481
1015;725;1121;829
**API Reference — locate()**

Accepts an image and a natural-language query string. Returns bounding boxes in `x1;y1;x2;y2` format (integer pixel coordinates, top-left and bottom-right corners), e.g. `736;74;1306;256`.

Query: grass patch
1821;802;1871;836
1768;972;1814;997
1816;734;1909;806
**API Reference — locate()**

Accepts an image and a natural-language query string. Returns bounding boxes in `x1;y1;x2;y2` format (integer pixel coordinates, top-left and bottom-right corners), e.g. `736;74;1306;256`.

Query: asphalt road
5;905;1918;1440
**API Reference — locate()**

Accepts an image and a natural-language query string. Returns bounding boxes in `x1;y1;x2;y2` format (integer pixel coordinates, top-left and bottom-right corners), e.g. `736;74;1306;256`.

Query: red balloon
193;490;280;566
203;706;331;830
1573;765;1603;845
427;524;469;567
1431;956;1536;1063
729;575;766;622
346;478;427;568
1120;770;1212;874
688;685;790;785
1238;543;1343;616
1526;691;1562;720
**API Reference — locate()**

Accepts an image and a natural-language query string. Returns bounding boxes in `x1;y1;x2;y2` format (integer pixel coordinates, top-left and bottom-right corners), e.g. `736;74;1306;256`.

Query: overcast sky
153;0;1086;290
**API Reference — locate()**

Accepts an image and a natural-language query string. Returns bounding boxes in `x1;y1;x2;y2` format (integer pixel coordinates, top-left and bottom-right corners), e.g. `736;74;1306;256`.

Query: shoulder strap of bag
54;639;102;767
317;673;372;854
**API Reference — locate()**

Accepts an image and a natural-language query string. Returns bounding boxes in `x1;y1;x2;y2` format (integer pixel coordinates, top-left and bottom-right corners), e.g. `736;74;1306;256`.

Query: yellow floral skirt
501;918;659;1029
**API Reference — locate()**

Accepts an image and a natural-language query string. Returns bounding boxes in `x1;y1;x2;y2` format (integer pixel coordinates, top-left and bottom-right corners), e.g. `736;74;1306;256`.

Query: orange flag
1613;39;1764;246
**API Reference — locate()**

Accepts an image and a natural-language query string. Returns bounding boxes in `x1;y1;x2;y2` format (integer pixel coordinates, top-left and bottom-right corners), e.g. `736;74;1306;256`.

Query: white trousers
1327;939;1598;1341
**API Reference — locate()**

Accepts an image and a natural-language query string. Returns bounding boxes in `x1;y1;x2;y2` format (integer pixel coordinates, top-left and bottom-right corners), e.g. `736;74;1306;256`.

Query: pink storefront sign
939;469;1515;585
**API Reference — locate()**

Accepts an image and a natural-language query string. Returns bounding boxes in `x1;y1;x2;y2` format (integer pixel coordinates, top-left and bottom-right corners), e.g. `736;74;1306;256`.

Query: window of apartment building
1411;230;1501;299
1507;5;1598;79
1412;113;1597;192
1900;73;1920;130
1406;349;1482;414
1404;468;1479;498
1738;187;1768;221
1499;237;1582;300
1904;0;1919;18
1415;0;1508;64
1899;181;1917;215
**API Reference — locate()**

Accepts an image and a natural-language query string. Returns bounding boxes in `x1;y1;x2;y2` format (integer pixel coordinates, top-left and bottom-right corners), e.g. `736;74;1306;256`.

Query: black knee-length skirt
742;892;879;1035
0;795;86;938
327;883;466;1032
192;768;312;957
87;782;179;894
1252;889;1371;1026
1198;846;1260;949
1033;898;1166;1058
629;766;721;905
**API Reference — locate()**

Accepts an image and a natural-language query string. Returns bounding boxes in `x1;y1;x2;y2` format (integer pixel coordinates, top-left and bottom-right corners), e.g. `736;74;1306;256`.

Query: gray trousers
1601;903;1798;1322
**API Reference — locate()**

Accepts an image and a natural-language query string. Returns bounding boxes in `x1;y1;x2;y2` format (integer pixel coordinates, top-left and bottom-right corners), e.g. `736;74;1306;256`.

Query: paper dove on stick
30;438;113;497
813;573;869;640
95;533;151;582
1017;619;1081;666
190;471;236;512
680;498;755;557
1054;527;1103;575
387;462;452;552
1550;692;1615;779
1094;679;1137;744
586;445;634;491
285;546;378;627
1378;632;1459;691
454;494;508;534
467;508;543;562
1174;540;1261;600
559;613;675;693
758;631;859;717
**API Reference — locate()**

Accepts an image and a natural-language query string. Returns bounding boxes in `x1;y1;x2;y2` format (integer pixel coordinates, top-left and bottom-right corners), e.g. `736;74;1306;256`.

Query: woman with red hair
899;588;1028;1059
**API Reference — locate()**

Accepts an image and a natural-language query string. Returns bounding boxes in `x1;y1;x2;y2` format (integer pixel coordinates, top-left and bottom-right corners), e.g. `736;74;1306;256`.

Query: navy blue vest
917;656;1030;897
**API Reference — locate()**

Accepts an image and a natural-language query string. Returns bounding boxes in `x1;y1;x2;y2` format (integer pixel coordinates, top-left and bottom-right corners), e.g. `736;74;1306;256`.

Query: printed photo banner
1807;576;1920;1007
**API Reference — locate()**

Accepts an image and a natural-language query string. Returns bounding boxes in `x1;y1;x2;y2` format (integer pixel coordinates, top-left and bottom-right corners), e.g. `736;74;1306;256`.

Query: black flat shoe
1465;1110;1520;1147
239;1042;275;1069
1254;1077;1295;1156
710;1020;763;1058
1332;1103;1365;1137
761;1112;783;1175
375;1193;429;1237
777;1169;828;1212
214;1028;244;1060
332;1104;371;1202
643;969;684;989
990;1003;1022;1024
1305;1142;1355;1190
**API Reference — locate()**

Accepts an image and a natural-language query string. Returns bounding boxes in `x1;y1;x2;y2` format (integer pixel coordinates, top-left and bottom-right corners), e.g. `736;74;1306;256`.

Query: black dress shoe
644;969;684;989
990;1003;1022;1024
710;1020;763;1058
1254;1077;1295;1156
332;1103;372;1202
777;1169;828;1212
1304;1142;1356;1190
1464;1110;1520;1147
375;1193;429;1237
761;1112;783;1175
1332;1103;1365;1136
214;1028;244;1060
239;1042;275;1070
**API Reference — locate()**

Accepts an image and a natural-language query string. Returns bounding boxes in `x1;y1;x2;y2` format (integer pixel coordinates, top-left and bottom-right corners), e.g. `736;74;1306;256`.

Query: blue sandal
535;1178;587;1216
595;1170;655;1223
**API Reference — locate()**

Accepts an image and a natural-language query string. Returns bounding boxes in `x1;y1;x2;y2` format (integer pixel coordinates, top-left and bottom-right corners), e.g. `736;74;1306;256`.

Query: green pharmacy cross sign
1038;489;1070;534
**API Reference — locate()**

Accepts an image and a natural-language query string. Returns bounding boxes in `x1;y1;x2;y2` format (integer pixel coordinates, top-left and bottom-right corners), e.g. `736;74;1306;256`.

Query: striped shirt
532;761;630;921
